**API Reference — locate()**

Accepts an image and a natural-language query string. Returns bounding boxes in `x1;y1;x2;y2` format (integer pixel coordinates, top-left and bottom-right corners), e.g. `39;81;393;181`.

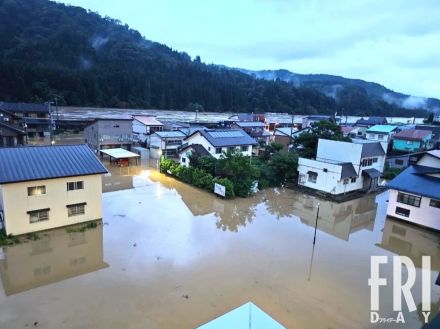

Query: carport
99;148;140;166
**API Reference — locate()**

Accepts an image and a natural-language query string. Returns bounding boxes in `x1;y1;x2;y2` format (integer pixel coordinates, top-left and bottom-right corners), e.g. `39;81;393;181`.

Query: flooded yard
0;165;439;329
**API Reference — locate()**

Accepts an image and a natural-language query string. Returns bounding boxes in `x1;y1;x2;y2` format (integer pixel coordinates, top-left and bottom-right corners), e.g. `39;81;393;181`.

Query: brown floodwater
0;165;439;329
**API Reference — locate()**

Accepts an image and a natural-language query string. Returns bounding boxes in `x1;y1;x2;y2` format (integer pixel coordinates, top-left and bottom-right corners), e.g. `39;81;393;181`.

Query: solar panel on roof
209;131;244;138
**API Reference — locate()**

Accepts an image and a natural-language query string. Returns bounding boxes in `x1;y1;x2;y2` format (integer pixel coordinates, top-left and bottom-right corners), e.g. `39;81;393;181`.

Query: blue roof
188;129;257;147
0;145;108;184
366;125;398;133
197;302;285;329
386;165;440;199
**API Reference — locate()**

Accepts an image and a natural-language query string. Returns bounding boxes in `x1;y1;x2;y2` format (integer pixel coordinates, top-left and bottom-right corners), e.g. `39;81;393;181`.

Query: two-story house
297;139;386;196
386;150;440;231
149;130;187;159
0;102;52;138
392;129;433;152
132;115;163;144
179;128;257;166
84;118;133;152
0;145;108;235
365;125;399;144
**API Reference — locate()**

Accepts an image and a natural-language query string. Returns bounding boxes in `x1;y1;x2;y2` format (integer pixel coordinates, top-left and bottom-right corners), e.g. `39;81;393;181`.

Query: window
395;159;404;165
28;209;49;223
429;199;440;208
351;177;357;183
372;158;378;163
215;147;222;154
308;172;318;183
395;206;410;217
228;146;235;152
67;181;84;191
378;134;384;140
343;178;349;185
181;157;186;163
28;185;46;196
241;145;248;152
397;192;421;207
67;203;86;217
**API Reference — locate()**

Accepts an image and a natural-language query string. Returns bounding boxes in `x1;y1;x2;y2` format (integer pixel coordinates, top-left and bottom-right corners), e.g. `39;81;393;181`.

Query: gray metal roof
234;121;265;128
179;144;212;157
341;163;358;179
0;102;49;114
0;145;108;184
361;142;385;158
362;168;381;178
189;129;257;147
154;130;186;138
387;165;440;200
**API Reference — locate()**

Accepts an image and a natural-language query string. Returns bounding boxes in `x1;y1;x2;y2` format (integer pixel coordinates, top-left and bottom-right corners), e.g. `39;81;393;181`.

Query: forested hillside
0;0;426;116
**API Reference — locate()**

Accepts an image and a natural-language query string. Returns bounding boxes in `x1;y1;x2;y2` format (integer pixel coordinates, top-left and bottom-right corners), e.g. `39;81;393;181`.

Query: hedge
160;159;235;199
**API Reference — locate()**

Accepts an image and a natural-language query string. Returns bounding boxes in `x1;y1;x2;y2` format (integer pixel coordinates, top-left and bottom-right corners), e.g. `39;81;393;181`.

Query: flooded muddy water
0;166;439;329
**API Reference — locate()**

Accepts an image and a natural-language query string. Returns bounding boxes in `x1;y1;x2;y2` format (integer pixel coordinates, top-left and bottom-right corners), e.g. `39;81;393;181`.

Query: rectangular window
351;177;357;183
67;181;84;191
372;158;378;163
228;146;235;152
429;199;440;208
395;159;404;165
28;209;50;223
27;185;46;196
378;134;384;140
395;206;410;217
397;192;421;207
241;145;248;152
308;172;318;183
215;147;222;154
67;203;86;217
343;178;349;185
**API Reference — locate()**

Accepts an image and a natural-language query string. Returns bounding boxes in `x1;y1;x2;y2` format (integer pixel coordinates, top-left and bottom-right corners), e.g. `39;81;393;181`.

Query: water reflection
377;218;440;271
0;225;108;296
149;172;377;238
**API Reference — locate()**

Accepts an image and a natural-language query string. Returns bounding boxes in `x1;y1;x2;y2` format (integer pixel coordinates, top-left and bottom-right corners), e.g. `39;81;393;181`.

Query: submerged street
0;165;439;329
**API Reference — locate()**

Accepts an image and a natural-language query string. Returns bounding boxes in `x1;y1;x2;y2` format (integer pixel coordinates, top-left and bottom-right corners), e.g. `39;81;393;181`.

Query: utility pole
313;203;320;245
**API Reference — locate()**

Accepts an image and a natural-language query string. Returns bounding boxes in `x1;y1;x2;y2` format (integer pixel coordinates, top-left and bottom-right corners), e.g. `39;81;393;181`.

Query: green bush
213;178;235;199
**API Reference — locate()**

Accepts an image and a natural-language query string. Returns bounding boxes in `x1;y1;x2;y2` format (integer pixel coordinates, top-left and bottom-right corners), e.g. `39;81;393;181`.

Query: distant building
355;117;388;127
365;125;400;143
84;118;133;152
231;121;271;146
298;139;386;195
181;128;257;161
386;150;440;231
416;125;440;148
132;116;163;143
301;115;340;129
0;109;26;147
0;145;108;235
386;152;425;169
273;127;311;151
0;102;52;138
149;130;187;159
392;129;432;152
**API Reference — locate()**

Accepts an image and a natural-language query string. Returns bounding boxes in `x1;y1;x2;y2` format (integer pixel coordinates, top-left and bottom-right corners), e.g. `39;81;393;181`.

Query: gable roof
394;129;432;141
0;102;49;114
187;129;257;147
366;125;399;134
133;116;163;126
361;142;386;158
0;145;108;184
341;163;357;179
179;144;212;157
387;165;440;200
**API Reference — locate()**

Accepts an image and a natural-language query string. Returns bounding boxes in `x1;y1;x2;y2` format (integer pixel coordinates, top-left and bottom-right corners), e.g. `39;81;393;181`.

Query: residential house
162;121;189;131
264;113;292;131
365;125;400;144
392;129;433;152
386;150;440;231
232;121;272;146
301;115;340;129
273;127;311;151
416;125;440;148
149;130;187;159
181;128;257;162
353;117;388;138
340;126;355;137
297;139;386;195
0;102;52;138
132;116;163;144
0;145;108;235
179;144;213;168
386;152;425;169
84;118;133;152
0;109;26;147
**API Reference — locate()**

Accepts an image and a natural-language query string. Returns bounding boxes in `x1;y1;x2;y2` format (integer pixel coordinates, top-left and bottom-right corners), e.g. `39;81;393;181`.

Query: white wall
387;189;440;231
132;120;147;142
185;132;253;159
417;154;440;168
298;158;363;195
1;175;103;235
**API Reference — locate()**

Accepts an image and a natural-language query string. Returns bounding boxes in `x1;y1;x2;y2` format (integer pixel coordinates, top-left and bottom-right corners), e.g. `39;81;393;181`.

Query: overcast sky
64;0;440;98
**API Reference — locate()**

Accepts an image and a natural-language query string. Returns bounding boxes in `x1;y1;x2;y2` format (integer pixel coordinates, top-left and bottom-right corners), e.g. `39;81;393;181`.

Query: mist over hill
0;0;431;117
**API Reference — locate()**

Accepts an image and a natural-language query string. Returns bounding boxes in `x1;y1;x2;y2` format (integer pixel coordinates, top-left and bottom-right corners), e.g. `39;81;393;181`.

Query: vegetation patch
65;221;99;233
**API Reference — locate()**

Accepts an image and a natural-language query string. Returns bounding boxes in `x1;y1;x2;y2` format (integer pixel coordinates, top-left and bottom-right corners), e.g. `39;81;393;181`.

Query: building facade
132;116;163;144
392;129;432;152
0;145;107;235
365;125;399;143
84;118;133;152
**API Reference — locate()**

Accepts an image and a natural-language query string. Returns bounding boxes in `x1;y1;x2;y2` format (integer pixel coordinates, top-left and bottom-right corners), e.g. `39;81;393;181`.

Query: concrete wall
387;189;440;231
298;158;363;195
1;175;103;235
84;120;133;151
185;132;253;159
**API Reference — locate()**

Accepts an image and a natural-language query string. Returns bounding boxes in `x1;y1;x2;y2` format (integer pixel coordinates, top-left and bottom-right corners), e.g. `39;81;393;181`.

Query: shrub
213;177;235;199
